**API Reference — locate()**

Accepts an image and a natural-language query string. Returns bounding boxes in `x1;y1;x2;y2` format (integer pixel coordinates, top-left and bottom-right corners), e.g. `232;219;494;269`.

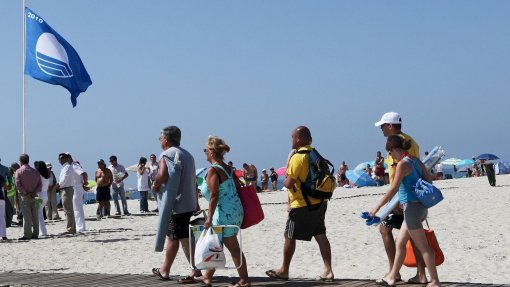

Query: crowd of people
3;112;501;287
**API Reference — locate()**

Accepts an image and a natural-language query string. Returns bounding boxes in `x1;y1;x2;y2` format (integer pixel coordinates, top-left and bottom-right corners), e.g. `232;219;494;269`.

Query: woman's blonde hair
206;135;230;160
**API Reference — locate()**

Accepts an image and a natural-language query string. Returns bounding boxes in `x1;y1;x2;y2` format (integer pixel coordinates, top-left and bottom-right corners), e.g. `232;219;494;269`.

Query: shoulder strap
403;157;421;179
211;164;232;178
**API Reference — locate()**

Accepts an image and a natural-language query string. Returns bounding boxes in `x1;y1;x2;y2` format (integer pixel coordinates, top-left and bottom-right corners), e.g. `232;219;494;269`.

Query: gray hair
161;126;181;147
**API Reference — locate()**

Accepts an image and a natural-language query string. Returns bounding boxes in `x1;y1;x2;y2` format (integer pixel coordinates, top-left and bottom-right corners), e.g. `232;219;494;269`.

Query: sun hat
374;112;402;126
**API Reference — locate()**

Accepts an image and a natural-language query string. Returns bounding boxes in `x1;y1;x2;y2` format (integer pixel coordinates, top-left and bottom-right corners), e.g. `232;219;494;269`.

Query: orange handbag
403;220;444;267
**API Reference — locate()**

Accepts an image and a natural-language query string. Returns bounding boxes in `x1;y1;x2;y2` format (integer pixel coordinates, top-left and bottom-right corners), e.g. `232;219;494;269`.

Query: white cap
262;169;266;172
374;112;402;126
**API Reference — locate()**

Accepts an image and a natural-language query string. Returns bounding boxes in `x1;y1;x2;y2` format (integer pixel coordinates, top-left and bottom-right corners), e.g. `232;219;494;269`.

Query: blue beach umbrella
345;170;377;187
476;154;499;161
456;158;475;168
355;160;388;170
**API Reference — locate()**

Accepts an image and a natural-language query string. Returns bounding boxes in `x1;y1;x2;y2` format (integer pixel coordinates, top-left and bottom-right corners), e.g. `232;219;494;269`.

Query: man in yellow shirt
375;112;427;284
265;126;334;282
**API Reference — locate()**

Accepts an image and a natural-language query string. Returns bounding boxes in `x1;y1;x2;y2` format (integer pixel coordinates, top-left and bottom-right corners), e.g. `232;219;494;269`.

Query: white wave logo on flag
35;33;73;78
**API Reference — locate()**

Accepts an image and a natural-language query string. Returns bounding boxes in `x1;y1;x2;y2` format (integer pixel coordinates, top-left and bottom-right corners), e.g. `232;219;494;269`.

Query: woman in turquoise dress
198;135;250;287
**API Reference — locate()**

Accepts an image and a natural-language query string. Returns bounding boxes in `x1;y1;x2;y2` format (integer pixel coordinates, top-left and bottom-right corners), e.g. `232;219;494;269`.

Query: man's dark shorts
285;201;327;241
381;211;404;229
167;212;193;240
96;185;112;201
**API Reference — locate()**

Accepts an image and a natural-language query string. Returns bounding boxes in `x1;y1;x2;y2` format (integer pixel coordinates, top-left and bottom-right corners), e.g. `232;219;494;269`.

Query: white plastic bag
194;227;226;269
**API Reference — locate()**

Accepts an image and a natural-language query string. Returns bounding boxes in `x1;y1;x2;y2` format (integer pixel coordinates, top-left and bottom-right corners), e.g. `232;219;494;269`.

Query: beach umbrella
440;158;462;165
126;164;138;172
355;160;388;170
456;158;475;168
196;167;207;185
276;167;286;176
345;170;377;187
234;169;244;178
476;154;499;161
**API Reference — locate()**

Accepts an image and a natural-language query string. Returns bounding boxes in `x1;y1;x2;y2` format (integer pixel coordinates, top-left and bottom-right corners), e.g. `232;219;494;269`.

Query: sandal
228;282;251;287
265;269;289;281
178;275;197;284
315;275;334;282
151;268;169;280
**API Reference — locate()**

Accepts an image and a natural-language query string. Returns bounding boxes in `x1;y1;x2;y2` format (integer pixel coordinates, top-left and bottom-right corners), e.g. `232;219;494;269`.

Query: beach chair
188;211;243;270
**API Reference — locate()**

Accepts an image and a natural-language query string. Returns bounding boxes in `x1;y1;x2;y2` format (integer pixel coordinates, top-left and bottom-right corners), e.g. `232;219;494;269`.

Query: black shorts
381;212;404;229
285;201;327;241
96;185;112;201
167;212;193;240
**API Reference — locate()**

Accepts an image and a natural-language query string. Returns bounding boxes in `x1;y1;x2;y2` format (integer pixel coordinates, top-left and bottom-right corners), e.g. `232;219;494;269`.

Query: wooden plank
0;273;507;287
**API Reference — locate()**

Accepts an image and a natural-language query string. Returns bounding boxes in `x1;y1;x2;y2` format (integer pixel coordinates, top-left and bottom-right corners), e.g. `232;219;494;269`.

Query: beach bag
405;157;443;208
296;148;336;210
414;178;443;208
237;185;264;229
404;220;444;267
194;227;226;269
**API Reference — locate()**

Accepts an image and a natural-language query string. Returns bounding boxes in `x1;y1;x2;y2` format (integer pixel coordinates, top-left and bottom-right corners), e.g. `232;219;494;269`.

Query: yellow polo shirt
387;132;420;184
286;146;321;208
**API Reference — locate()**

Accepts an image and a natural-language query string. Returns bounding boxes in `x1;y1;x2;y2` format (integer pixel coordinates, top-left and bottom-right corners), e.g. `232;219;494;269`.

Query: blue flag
24;7;92;107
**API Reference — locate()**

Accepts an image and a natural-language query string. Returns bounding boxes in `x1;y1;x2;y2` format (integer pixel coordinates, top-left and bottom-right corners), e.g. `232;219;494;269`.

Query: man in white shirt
67;154;88;233
108;155;130;216
56;153;76;234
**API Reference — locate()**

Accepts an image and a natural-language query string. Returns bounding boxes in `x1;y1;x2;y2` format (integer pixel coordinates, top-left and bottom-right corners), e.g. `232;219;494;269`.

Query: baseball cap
46;162;53;169
262;169;266;172
97;159;106;165
374;112;402;127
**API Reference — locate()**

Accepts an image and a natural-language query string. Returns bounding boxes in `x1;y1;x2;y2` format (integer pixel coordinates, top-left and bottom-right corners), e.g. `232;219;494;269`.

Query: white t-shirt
137;168;150;191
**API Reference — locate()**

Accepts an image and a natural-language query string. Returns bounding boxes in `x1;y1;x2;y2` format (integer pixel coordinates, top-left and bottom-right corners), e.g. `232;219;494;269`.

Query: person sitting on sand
365;164;373;177
368;135;441;287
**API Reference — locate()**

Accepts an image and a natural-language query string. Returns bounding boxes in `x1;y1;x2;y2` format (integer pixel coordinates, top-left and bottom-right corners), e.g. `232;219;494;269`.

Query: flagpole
22;0;26;153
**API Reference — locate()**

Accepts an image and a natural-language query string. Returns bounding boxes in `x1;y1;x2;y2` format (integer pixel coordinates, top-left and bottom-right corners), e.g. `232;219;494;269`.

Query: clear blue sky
1;1;509;188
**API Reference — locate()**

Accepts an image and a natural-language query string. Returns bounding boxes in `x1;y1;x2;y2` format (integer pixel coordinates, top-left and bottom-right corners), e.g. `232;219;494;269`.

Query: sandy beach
1;175;509;285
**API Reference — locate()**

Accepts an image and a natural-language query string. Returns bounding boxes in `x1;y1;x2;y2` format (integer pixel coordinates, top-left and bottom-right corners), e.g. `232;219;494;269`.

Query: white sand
1;175;509;284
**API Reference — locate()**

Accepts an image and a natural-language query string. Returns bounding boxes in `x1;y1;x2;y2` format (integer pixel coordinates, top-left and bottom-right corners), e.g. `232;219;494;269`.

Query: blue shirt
399;157;422;204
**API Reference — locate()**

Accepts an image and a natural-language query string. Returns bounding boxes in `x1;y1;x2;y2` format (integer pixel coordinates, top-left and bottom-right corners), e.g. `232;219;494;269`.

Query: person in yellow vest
374;112;427;285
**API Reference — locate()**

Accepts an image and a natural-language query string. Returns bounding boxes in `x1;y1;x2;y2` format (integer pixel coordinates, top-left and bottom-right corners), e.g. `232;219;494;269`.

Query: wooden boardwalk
0;272;508;287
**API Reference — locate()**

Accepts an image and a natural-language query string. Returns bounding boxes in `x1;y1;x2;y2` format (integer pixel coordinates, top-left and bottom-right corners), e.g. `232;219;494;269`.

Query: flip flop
315;275;334;282
265;269;289;281
178;275;197;284
406;277;428;284
151;268;169;280
228;282;251;287
376;279;395;287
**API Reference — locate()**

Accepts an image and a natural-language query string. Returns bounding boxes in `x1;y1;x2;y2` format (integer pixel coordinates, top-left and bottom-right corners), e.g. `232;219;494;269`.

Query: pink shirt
15;164;42;196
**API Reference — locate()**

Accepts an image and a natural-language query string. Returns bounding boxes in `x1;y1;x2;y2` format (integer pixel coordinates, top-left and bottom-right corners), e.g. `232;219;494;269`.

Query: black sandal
151;268;169;280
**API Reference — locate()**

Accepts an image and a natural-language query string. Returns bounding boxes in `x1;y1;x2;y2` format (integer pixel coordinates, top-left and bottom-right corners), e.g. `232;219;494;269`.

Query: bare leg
159;236;180;278
180;238;202;277
314;234;334;279
271;237;295;278
408;239;428;283
379;225;401;280
382;223;411;285
224;236;249;285
407;229;441;287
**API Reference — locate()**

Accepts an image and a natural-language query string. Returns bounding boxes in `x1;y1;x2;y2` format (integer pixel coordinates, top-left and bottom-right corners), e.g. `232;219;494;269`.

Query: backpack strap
296;148;324;211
